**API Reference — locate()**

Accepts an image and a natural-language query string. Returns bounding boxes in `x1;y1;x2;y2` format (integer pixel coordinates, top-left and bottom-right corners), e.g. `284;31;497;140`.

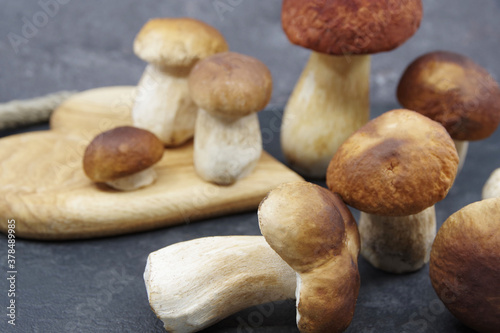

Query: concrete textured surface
0;1;499;333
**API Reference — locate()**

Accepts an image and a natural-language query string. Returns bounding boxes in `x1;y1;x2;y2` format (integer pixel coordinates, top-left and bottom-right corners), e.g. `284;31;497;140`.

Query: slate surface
1;1;499;332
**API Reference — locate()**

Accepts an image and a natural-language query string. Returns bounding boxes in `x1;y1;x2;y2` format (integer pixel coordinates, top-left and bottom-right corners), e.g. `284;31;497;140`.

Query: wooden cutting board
0;86;302;240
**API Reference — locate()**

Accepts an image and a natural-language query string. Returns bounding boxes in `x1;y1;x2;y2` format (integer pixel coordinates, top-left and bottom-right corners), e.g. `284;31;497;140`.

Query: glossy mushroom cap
282;0;423;55
327;109;459;216
188;52;273;118
430;198;500;333
259;182;360;333
397;51;500;141
83;126;164;182
134;18;229;68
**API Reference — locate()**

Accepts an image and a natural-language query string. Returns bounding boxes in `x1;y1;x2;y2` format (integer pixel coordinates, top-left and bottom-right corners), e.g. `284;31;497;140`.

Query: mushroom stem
144;236;296;333
105;167;157;191
453;139;469;172
281;52;370;178
132;64;197;146
194;109;262;185
359;206;436;273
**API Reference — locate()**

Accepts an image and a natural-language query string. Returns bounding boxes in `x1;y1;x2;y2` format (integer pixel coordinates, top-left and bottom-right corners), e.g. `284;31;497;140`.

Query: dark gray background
1;1;499;332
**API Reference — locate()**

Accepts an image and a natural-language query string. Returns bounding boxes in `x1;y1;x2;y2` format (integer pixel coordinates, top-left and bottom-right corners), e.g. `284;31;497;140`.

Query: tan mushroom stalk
429;198;500;333
259;182;360;333
83;126;164;191
132;18;228;146
397;51;500;171
144;236;296;333
188;52;272;185
482;168;500;199
280;0;423;178
327;110;459;273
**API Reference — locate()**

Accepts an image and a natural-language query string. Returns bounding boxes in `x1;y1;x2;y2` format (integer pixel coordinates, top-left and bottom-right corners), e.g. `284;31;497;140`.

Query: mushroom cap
397;51;500;141
83;126;164;182
326;109;459;216
188;52;273;117
259;182;360;333
134;18;229;68
429;198;500;333
282;0;423;55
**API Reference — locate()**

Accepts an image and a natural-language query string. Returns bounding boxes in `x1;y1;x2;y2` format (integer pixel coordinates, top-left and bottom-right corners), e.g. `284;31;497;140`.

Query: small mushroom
83;126;164;191
397;51;500;171
429;198;500;333
280;0;423;177
483;168;500;199
327;109;459;273
188;51;272;185
258;182;360;333
132;18;228;146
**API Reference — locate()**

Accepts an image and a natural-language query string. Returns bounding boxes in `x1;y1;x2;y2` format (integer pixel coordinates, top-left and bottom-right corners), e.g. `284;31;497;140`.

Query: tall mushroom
132;18;228;146
188;52;272;185
327;109;459;273
259;182;360;333
83;126;164;191
281;0;423;178
397;51;500;171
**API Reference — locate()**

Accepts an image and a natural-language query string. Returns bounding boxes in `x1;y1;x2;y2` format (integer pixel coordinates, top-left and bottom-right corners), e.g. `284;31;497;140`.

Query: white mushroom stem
144;236;296;333
194;109;262;185
453;139;469;172
281;52;370;178
482;168;500;199
105;167;157;191
359;206;436;273
132;64;197;146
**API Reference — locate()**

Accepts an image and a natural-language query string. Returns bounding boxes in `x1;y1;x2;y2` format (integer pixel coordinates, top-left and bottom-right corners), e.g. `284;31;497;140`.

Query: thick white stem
194;109;262;185
144;236;296;333
281;52;370;178
359;206;436;273
454;139;469;172
132;64;197;146
483;168;500;199
105;167;157;191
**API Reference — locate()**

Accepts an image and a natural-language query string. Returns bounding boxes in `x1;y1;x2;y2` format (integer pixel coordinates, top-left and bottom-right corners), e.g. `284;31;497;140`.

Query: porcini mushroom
259;182;360;333
144;236;296;333
483;168;500;199
132;18;228;146
188;52;272;185
429;198;500;333
327;109;459;273
83;126;164;191
397;51;500;171
281;0;423;177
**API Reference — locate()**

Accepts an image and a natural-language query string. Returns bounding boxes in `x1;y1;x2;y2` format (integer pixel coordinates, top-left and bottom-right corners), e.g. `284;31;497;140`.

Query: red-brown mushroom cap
397;51;500;141
327;109;459;216
282;0;423;55
83;126;164;182
430;198;500;333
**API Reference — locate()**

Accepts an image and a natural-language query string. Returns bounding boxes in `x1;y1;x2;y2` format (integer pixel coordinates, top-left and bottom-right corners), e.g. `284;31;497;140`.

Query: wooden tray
0;86;302;240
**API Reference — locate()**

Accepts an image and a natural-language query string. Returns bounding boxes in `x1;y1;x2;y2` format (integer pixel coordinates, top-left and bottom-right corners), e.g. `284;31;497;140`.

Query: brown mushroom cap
397;51;500;141
282;0;423;55
429;198;500;333
326;109;459;216
133;18;229;68
83;126;164;182
258;182;360;333
188;52;273;118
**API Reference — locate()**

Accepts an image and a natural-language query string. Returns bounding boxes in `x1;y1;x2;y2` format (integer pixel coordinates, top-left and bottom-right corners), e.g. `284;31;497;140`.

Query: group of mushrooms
80;1;500;332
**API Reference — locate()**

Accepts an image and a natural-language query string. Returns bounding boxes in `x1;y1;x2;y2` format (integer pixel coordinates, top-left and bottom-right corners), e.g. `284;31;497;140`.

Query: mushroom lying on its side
83;126;164;191
189;52;272;185
327;109;459;273
132;18;228;146
429;198;500;333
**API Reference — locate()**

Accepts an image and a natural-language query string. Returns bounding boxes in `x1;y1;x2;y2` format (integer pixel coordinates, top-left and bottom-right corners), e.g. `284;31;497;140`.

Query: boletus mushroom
83;126;164;191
